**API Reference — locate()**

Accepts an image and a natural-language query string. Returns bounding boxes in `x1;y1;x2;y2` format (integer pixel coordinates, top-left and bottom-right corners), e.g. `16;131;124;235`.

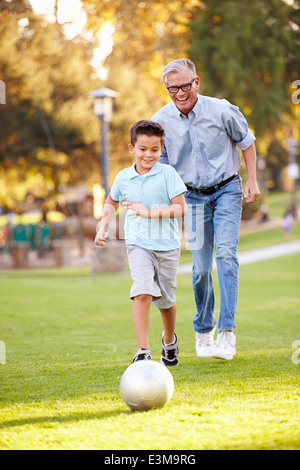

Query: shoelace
214;332;231;349
196;332;213;347
132;350;151;362
163;346;178;360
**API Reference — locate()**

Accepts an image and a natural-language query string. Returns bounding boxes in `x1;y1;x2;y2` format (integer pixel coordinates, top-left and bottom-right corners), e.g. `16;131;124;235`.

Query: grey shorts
126;245;180;309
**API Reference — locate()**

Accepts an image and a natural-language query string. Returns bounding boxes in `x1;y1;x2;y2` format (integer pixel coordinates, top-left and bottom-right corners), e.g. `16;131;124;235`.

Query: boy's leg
159;305;179;366
159;305;177;344
127;245;163;360
152;249;180;366
132;294;152;350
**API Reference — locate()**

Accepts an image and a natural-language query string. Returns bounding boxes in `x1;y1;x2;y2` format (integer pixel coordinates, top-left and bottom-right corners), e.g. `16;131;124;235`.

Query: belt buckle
200;186;214;195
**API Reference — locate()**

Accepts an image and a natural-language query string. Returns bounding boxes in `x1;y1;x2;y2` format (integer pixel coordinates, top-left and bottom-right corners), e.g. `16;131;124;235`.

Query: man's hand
242;144;260;204
243;180;260;204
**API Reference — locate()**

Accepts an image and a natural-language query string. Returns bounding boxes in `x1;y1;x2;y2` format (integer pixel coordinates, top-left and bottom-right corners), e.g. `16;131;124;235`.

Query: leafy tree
80;0;200;185
102;49;169;181
81;0;198;80
189;0;299;137
0;0;101;211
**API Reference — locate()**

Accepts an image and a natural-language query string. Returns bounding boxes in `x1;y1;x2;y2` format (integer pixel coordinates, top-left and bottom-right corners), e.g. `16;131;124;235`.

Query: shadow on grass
1;361;129;402
1;348;296;411
0;408;134;429
1;349;297;431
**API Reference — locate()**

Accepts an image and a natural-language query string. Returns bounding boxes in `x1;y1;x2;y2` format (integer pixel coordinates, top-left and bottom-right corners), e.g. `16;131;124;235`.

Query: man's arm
242;143;260;204
94;193;119;246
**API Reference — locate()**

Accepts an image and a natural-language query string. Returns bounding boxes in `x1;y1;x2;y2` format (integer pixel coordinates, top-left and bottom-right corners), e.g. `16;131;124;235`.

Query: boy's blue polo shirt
110;162;186;251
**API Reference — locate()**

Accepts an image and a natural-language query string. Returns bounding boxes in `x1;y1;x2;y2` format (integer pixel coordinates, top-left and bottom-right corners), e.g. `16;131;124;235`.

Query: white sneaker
212;331;236;360
132;349;152;363
195;327;216;357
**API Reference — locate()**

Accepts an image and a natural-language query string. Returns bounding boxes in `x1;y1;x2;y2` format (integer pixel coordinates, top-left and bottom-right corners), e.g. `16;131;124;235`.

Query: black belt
186;172;238;195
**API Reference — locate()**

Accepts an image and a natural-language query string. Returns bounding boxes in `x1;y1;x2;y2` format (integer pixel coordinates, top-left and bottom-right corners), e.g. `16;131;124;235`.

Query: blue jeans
184;175;243;333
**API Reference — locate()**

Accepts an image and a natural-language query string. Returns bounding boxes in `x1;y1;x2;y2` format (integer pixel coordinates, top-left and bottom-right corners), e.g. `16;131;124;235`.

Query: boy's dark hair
130;120;165;145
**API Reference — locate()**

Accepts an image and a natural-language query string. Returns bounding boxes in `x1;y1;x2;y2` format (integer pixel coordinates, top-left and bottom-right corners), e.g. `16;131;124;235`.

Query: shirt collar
192;94;202;118
128;162;162;179
171;94;202;120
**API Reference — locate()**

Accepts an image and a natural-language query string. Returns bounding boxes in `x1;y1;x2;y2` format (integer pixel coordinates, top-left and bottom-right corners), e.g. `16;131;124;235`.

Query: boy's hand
94;226;109;246
123;200;149;218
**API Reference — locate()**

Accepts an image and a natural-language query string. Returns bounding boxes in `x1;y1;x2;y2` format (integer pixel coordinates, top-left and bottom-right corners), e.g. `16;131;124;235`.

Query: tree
189;0;299;137
103;50;168;182
81;0;198;80
0;1;101;211
80;0;200;185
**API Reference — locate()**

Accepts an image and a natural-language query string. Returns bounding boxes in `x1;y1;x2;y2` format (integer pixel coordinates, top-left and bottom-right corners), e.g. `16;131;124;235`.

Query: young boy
94;120;187;365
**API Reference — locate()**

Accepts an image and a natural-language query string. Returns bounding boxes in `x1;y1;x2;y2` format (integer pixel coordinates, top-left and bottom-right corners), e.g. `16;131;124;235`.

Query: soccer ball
120;360;174;411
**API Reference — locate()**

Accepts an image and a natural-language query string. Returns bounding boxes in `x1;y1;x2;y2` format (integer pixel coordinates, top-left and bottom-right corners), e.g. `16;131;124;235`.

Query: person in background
282;207;295;240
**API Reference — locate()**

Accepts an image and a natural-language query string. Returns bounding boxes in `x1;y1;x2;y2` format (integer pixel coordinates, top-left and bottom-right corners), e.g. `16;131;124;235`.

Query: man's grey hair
161;58;197;83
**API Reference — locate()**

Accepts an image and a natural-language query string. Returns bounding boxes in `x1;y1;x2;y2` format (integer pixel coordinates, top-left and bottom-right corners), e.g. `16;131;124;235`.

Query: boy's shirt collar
128;162;161;179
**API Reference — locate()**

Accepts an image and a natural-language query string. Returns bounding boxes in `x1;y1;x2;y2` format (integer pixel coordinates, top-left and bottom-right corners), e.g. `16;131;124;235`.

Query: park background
0;0;299;450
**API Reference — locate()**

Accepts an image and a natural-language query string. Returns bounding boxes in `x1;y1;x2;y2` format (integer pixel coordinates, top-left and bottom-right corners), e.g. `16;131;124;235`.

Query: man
152;58;260;360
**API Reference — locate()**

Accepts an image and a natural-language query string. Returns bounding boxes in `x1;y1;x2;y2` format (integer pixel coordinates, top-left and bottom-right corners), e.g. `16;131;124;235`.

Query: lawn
0;248;299;450
180;222;300;265
264;189;300;219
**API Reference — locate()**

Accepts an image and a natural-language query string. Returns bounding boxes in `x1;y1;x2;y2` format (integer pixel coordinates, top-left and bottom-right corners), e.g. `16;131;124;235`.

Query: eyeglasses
166;78;197;94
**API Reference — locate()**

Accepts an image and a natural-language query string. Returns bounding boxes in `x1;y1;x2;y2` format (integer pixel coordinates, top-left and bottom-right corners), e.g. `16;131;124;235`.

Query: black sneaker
161;333;179;366
132;349;152;363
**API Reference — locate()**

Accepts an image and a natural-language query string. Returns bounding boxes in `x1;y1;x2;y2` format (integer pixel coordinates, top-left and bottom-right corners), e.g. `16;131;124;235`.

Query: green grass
265;189;300;219
180;222;300;265
238;223;300;252
0;250;299;450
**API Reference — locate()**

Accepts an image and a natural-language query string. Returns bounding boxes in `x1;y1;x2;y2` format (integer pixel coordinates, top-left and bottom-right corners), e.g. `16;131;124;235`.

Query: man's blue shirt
152;94;256;188
110;162;186;251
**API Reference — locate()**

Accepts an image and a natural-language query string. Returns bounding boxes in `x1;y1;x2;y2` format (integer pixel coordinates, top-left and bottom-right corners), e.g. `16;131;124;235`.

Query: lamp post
87;87;119;198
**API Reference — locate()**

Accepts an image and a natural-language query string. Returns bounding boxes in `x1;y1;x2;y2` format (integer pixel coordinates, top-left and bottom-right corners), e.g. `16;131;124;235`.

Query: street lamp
87;87;119;198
